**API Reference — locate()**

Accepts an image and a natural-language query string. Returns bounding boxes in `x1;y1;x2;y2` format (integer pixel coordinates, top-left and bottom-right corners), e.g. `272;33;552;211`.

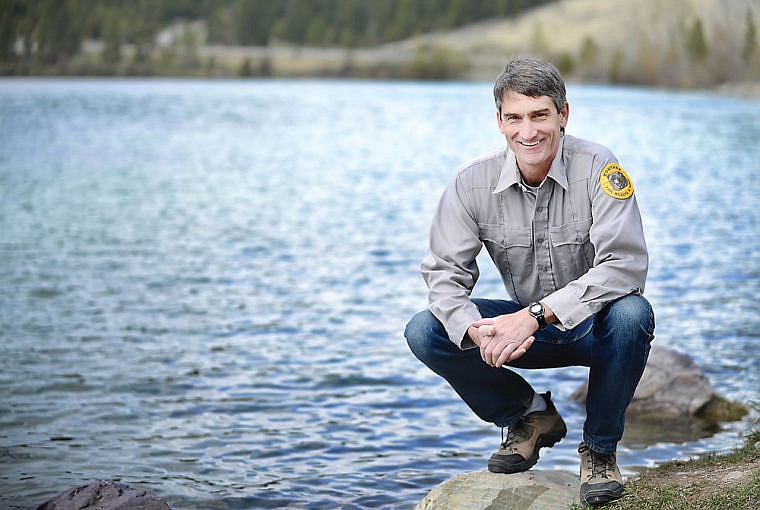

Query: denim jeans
404;294;655;455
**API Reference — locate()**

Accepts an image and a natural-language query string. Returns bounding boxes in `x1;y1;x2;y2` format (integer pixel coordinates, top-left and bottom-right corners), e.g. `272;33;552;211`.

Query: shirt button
536;237;544;244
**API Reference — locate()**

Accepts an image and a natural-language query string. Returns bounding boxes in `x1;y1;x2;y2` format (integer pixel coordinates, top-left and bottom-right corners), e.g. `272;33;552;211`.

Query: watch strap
528;302;547;329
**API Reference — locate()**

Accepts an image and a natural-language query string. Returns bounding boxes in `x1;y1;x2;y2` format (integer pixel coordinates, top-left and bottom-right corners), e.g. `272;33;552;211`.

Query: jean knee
606;294;655;341
404;310;442;362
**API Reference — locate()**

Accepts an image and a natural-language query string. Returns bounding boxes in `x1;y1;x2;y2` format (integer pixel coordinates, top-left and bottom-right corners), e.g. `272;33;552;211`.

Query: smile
518;139;542;147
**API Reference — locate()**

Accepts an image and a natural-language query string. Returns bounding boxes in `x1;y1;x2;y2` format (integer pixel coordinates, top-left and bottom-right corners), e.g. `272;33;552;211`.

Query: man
404;58;654;506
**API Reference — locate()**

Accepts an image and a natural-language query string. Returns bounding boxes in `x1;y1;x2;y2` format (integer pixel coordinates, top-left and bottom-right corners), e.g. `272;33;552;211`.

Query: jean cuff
582;433;617;455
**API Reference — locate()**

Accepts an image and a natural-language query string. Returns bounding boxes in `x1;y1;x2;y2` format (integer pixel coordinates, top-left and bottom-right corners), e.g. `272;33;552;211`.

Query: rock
415;469;579;510
36;479;171;510
570;346;747;421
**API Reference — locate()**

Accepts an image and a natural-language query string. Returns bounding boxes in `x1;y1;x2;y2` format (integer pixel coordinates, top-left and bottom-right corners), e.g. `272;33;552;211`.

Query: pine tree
686;17;708;63
742;11;757;63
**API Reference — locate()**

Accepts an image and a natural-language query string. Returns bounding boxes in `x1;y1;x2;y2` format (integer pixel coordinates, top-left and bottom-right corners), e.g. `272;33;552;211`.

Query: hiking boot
487;391;567;474
578;442;624;505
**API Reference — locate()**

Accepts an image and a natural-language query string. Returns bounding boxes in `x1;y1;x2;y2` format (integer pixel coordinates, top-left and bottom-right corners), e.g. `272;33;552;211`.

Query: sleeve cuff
433;305;481;350
542;287;596;330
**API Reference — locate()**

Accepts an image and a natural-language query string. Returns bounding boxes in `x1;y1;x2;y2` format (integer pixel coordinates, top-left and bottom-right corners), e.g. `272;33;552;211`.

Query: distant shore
4;41;760;101
4;0;759;94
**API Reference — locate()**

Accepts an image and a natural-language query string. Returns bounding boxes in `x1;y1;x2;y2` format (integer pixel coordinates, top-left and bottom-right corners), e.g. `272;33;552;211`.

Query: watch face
530;303;542;314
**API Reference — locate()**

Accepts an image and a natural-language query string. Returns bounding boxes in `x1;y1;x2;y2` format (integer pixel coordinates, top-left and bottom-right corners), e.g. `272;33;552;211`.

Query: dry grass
572;429;760;510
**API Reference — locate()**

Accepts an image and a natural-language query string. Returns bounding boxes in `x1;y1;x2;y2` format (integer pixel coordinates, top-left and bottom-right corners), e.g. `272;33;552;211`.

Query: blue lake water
0;78;758;509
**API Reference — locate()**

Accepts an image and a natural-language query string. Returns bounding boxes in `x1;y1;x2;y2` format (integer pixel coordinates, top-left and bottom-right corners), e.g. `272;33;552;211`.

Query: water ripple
0;79;758;509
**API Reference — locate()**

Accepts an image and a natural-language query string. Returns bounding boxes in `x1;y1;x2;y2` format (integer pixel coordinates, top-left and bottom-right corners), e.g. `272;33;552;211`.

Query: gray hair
493;58;567;113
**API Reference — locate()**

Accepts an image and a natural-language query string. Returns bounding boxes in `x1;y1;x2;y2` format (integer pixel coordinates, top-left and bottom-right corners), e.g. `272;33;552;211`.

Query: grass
571;428;760;510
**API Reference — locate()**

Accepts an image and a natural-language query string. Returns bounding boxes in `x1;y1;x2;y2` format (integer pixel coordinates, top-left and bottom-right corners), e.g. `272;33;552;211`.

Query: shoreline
595;427;760;509
1;66;759;101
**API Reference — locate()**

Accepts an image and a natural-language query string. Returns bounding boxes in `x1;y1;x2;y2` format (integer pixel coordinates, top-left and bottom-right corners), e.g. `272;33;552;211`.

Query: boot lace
589;450;615;479
500;420;531;452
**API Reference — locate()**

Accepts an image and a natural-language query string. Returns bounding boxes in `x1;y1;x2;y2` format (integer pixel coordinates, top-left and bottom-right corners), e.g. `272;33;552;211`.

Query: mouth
518;139;542;148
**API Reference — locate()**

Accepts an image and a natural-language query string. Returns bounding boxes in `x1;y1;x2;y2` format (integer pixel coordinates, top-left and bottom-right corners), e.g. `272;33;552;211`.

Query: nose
519;119;537;140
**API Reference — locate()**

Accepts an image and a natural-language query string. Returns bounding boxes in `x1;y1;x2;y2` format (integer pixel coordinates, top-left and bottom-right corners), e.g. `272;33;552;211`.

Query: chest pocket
548;218;594;286
480;224;533;281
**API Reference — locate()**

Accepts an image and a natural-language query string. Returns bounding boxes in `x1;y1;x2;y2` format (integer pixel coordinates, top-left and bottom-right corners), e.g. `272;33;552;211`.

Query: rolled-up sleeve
542;162;648;329
421;174;484;349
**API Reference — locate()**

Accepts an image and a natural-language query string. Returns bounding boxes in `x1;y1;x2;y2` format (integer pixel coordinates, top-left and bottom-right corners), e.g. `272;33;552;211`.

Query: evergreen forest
0;0;553;66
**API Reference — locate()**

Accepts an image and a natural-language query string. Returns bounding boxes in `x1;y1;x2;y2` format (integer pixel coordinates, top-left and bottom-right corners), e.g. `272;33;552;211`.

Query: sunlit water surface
1;79;758;509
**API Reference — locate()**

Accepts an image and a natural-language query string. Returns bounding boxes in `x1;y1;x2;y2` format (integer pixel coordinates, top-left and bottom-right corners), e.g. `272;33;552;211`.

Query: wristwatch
528;302;547;329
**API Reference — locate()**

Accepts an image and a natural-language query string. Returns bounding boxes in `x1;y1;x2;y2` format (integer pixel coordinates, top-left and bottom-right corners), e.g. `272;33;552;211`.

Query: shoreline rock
36;480;171;510
415;469;579;510
570;346;748;422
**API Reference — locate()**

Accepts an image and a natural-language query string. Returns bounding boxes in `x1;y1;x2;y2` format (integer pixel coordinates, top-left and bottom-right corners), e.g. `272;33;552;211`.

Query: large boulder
36;479;171;510
570;346;747;421
415;469;578;510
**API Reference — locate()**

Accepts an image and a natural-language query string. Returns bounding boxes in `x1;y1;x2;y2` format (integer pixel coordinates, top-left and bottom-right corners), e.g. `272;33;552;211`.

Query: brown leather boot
487;391;567;474
578;442;624;505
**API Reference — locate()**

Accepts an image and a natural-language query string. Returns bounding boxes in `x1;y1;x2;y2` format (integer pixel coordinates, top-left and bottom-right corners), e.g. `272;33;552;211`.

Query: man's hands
467;308;539;367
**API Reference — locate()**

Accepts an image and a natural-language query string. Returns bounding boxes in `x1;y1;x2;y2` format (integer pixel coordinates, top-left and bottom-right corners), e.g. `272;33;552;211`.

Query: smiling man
404;58;655;506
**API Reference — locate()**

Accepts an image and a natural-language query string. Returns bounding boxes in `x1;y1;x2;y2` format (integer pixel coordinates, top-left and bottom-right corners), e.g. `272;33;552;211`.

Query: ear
559;102;569;128
496;110;505;133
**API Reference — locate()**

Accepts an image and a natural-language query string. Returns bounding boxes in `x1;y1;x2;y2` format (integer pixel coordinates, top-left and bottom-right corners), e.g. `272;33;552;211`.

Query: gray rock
36;479;171;510
570;346;715;418
415;469;579;510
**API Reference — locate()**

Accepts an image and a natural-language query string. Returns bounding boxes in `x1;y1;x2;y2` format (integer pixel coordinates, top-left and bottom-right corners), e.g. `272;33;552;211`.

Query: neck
519;164;551;187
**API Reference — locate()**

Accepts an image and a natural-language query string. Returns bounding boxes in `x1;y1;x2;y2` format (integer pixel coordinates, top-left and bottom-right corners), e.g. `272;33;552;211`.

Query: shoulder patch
600;163;634;199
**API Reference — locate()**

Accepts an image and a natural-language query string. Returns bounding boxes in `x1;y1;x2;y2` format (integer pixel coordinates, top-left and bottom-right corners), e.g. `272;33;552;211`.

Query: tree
101;9;123;63
578;35;599;66
131;0;160;64
35;0;82;64
685;17;708;63
0;0;25;61
742;10;757;63
237;0;280;46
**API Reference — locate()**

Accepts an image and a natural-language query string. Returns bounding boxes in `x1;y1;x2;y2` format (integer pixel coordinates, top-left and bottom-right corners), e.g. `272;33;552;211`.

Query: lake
0;78;758;509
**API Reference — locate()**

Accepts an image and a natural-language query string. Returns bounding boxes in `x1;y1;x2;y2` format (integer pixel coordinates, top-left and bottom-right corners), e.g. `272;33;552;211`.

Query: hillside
5;0;759;89
190;0;759;87
392;0;760;86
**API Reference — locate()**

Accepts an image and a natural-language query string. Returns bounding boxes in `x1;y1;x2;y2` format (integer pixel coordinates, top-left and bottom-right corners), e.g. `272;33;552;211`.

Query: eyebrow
502;108;553;117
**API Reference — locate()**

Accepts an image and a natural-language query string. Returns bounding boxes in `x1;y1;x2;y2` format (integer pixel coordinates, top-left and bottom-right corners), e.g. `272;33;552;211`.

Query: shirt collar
493;136;569;193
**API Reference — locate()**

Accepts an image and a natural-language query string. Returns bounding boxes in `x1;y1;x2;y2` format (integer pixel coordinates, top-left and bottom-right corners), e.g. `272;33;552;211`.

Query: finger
478;324;496;339
507;347;526;362
483;336;504;366
472;318;495;328
507;337;534;362
494;340;520;368
478;334;494;363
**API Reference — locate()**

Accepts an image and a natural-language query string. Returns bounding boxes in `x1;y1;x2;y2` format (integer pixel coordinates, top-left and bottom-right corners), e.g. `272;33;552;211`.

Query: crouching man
404;57;655;506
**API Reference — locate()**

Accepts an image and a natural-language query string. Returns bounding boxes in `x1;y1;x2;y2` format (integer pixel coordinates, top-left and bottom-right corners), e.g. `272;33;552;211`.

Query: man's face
497;92;569;175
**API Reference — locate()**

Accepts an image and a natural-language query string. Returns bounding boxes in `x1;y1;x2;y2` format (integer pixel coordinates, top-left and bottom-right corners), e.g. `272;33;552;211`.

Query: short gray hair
493;58;567;113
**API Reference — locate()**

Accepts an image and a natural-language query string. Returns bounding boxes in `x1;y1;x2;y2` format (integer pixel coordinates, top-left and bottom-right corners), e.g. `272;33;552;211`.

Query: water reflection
0;79;758;509
621;416;722;449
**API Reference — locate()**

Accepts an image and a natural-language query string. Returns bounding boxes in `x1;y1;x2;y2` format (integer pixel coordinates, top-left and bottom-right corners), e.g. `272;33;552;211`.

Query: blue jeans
404;294;655;455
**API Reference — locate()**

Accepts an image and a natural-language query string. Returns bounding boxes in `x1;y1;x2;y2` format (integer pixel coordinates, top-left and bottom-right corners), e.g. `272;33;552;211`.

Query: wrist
527;301;547;329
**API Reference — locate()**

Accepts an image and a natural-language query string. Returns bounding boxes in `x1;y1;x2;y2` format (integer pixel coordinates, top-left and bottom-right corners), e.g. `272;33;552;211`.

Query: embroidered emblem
600;163;634;199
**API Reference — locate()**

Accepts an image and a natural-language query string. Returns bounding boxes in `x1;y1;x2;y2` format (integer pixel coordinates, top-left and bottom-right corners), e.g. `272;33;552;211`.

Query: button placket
534;186;553;293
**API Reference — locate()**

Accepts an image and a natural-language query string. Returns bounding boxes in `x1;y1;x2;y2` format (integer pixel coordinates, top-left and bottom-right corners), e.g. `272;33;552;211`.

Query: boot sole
487;428;567;474
580;483;624;506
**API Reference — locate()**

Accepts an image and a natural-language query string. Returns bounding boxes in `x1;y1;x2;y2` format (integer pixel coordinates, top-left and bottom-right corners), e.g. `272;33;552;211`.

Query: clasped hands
469;309;538;368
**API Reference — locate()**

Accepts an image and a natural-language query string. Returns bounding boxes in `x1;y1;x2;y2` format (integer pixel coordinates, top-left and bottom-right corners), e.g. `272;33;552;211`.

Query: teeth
520;140;540;147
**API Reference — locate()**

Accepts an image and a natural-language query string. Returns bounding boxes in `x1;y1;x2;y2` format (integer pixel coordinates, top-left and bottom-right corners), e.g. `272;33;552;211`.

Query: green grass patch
571;428;760;510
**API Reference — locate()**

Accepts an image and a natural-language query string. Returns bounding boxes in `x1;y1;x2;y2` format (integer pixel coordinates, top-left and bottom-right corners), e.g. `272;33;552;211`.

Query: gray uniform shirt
422;134;648;349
